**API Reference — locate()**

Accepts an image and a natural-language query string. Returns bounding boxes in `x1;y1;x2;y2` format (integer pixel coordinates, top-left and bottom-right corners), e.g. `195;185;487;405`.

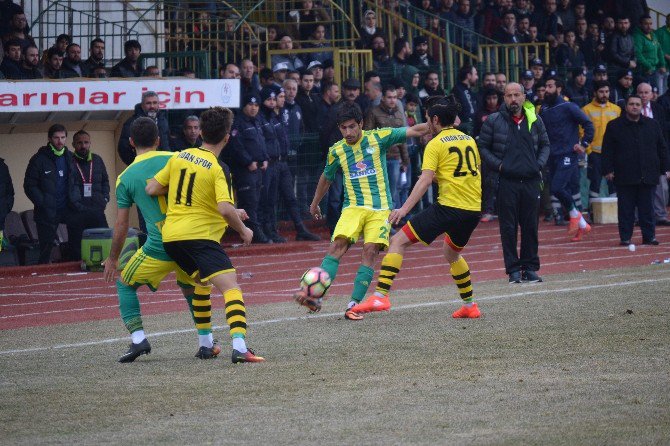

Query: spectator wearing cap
301;24;332;65
593;63;608;82
565;67;590;107
610;69;634;106
306;60;324;94
272;61;290;88
607;16;636;71
451;64;479;135
581;80;620;215
224;92;270;243
111;40;142;77
530;58;545;81
407;36;436;68
271;35;304;72
633;15;667;91
418;69;445;100
521;70;535;100
358;9;384;50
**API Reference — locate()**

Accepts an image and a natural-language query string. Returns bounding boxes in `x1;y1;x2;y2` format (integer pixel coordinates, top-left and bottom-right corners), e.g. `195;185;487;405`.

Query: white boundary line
1;276;668;356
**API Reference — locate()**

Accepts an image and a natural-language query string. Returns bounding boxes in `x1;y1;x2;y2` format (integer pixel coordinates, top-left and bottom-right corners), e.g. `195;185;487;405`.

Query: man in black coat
67;130;110;260
23;124;75;263
118;91;171;165
478;83;551;284
0;157;13;251
110;40;142;78
602;95;670;246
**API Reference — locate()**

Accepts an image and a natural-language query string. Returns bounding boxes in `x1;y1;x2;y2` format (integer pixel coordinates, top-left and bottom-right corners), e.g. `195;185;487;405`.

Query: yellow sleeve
154;156;173;186
421;140;439;172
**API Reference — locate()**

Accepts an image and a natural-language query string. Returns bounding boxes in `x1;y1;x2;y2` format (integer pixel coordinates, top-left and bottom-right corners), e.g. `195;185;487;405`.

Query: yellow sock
223;288;247;338
450;257;474;303
374;253;403;296
192;284;212;334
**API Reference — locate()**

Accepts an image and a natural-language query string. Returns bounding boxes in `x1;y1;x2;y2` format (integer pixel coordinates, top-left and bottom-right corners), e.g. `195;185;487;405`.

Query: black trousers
234;169;263;234
36;209;68;264
617;184;655;243
259;160;304;230
497;177;541;274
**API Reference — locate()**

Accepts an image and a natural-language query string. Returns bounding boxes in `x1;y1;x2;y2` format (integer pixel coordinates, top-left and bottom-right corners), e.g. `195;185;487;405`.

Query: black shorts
403;204;480;251
163;240;235;281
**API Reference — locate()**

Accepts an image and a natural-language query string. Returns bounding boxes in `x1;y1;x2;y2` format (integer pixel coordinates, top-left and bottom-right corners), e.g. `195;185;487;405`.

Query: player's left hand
573;144;585;154
102;258;118;283
261;161;268;170
310;204;322;220
389;208;407;225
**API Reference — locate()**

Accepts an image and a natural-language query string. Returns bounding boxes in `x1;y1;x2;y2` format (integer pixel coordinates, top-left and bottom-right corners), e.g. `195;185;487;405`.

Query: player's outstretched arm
310;173;332;219
405;123;431;139
145;178;168;196
102;208;130;282
218;201;253;245
389;169;435;225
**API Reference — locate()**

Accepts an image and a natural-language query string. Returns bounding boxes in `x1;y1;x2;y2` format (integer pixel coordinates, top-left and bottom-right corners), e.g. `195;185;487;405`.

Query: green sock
117;280;143;334
320;255;340;282
351;265;374;303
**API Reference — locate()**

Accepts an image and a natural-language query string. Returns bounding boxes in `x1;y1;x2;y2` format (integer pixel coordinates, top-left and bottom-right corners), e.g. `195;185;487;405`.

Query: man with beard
407;36;436;68
478;83;550;283
371;35;390;70
42;47;64;79
581;81;620;216
451;64;479;135
60;43;89;78
83;38;105;73
19;43;41;79
540;77;595;241
111;40;142;78
418;70;445;100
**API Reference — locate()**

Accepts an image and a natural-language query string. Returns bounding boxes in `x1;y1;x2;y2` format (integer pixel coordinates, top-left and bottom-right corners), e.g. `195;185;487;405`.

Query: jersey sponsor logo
349;160;376;179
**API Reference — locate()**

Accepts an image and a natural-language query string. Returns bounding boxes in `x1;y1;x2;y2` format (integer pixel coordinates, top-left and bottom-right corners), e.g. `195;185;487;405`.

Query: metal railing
478;43;550;83
267;47;373;86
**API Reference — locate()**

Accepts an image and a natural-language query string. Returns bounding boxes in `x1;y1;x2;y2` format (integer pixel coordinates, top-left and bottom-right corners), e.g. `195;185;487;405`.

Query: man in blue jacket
540;77;595;241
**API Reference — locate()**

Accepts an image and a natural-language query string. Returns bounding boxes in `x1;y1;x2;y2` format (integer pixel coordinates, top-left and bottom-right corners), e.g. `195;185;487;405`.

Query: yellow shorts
120;247;195;291
333;207;391;247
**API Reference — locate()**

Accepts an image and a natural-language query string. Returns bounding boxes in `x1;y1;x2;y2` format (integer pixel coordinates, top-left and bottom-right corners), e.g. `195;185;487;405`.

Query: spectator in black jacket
60;43;89;78
407;35;436;69
111;40;142;78
67;130;110;260
83;38;105;73
0;157;13;251
118;91;171;165
608;16;636;70
23;124;75;263
451;64;479;135
171;116;202;152
565;67;590;107
478;83;551;283
0;38;21;78
602;95;670;245
43;47;65;79
19;44;41;79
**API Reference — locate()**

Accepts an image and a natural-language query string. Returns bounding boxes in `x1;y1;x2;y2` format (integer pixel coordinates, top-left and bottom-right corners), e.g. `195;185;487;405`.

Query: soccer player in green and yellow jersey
353;96;483;319
146;107;264;364
293;102;430;319
103;117;219;363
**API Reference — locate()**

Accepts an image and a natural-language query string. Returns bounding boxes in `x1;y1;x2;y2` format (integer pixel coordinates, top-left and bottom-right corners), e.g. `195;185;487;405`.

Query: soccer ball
300;267;332;299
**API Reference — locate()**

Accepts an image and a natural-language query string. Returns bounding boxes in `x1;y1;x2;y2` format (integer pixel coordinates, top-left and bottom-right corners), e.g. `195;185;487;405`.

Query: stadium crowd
1;0;670;265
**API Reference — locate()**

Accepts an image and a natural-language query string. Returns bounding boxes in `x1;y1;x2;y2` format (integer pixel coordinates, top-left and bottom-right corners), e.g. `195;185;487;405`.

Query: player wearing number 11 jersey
353;96;484;318
293;102;431;318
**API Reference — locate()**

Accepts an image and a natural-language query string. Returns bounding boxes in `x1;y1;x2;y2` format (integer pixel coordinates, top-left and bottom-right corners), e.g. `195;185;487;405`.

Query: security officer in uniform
224;92;270;243
258;86;320;242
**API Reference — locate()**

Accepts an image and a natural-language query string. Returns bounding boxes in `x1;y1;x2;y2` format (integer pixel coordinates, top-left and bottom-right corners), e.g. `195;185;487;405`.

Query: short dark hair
427;95;461;127
321;81;337;95
65;43;80;52
336;102;364;126
90;38;104;48
130;117;159;149
546;77;563;89
593;80;610;92
5;39;21;50
458;64;474;82
483;87;499;98
124;39;141;54
72;130;90;141
363;70;380;82
200;107;234;145
22;44;38;56
260;67;273;79
299;69;313;80
382;83;397;96
626;94;642;104
393;37;409;56
639;15;651;23
56;34;71;44
48;124;67;138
